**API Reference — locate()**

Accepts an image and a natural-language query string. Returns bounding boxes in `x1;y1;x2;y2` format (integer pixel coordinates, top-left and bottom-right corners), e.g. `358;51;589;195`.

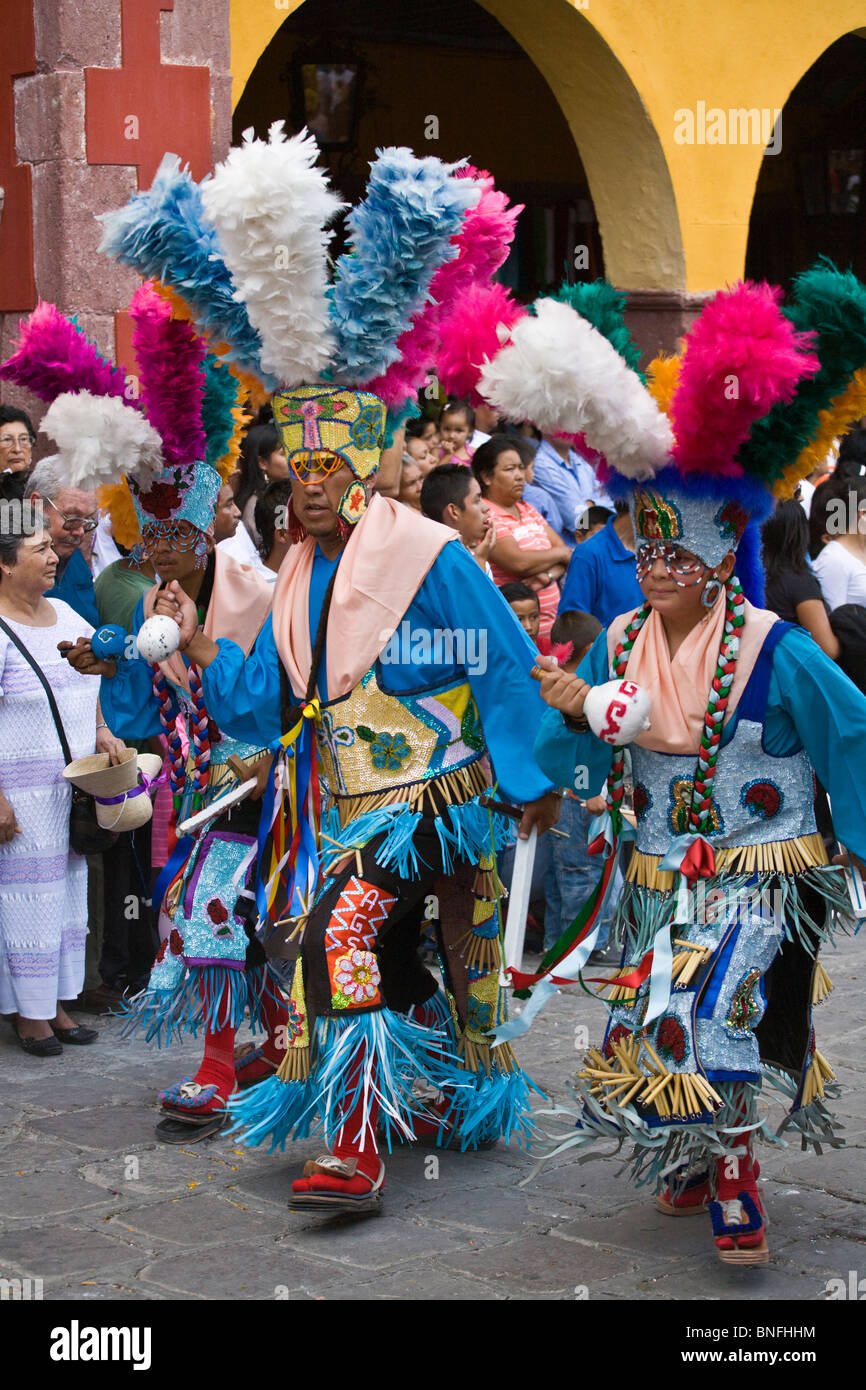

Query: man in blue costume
159;384;561;1213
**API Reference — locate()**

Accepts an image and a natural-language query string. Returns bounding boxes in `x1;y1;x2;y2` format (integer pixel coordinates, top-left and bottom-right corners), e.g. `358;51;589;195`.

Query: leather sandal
289;1155;385;1214
710;1191;769;1265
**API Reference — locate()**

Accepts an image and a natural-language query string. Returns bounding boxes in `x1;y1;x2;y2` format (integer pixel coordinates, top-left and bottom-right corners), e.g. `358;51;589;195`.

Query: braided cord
688;578;744;833
606;602;651;832
187;663;211;809
151;664;186;803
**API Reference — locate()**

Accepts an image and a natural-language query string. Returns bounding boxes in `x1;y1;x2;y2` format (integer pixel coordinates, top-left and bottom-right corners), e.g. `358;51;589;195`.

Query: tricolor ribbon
492;806;631;1042
256;698;322;937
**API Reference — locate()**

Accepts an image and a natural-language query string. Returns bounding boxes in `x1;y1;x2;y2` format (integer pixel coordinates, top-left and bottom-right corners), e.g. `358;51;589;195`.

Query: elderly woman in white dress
0;490;124;1056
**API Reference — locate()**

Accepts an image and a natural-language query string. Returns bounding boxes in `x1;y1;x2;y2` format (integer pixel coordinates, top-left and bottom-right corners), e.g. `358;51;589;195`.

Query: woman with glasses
24;458;100;627
0;475;125;1054
0;408;36;476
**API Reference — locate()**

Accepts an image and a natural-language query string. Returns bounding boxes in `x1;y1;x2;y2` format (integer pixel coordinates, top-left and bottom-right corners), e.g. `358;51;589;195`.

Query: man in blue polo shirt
532;434;613;548
558;501;642;626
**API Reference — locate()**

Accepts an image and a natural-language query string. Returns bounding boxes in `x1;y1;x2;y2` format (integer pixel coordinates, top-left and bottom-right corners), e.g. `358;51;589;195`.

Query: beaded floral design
632;782;652;820
285;998;306;1041
656;1015;687;1064
331;949;382;1007
741;779;782;820
206;898;233;938
466;997;494;1033
725;969;762;1036
355;727;413;771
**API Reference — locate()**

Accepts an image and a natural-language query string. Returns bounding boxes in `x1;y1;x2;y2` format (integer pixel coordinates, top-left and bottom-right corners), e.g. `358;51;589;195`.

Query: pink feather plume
0;301;127;403
437;282;525;405
367;169;523;410
130;283;206;468
670;281;820;478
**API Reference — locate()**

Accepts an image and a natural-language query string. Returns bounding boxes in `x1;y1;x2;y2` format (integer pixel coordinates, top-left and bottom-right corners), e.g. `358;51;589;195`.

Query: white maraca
136;614;182;663
583;679;651;745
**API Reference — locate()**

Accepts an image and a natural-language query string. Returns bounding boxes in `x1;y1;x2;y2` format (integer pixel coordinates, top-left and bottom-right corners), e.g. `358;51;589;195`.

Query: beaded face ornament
635;541;705;588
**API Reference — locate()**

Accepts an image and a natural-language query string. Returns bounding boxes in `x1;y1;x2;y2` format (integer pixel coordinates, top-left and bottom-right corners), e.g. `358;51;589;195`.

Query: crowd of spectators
2;385;864;1037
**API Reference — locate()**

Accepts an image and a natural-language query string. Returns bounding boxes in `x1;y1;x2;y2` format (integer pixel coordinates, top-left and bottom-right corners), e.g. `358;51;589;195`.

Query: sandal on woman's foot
289;1155;385;1214
52;1025;98;1045
710;1192;769;1265
655;1168;711;1216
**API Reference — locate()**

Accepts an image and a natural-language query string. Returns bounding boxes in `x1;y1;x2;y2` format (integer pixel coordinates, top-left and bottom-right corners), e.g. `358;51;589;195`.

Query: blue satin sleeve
765;626;866;861
410;540;555;804
98;597;164;740
533;628;613;794
201;615;284;747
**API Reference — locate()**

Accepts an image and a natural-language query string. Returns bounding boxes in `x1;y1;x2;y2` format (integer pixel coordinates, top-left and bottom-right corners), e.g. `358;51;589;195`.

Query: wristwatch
563;711;590;733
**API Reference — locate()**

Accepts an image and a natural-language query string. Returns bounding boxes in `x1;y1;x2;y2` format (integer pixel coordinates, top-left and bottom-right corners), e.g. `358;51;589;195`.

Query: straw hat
63;749;164;831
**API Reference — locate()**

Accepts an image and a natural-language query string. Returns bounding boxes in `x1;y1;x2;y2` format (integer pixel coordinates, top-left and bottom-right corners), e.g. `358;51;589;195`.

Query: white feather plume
40;391;164;492
478;298;673;480
201;122;343;386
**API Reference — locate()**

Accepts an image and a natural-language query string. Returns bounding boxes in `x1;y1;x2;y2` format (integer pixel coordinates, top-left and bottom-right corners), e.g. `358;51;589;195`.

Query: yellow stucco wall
230;0;866;292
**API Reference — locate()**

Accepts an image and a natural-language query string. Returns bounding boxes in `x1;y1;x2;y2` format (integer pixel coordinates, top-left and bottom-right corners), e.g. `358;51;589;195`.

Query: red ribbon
680;837;716;883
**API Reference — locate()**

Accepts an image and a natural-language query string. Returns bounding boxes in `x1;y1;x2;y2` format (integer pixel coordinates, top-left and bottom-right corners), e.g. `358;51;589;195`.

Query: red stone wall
0;0;232;450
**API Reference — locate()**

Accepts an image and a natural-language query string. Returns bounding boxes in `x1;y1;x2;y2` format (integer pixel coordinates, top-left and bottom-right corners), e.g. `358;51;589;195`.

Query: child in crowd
438;400;475;464
543;608;618;961
420;462;496;572
406;414;440;452
404;432;437;475
254;478;292;579
398;454;424;511
500;579;541;643
575;503;615;544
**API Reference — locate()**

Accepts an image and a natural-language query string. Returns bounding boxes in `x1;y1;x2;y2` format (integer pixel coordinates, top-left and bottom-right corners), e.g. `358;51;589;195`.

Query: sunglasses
46;498;99;533
636;541;705;587
290;451;345;485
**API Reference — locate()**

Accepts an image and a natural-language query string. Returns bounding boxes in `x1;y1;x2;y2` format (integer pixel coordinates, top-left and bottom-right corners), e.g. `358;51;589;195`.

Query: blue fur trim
608;463;774;527
733;518;765;606
441;1061;544;1151
227;1006;470;1153
328;150;478;383
98;157;273;386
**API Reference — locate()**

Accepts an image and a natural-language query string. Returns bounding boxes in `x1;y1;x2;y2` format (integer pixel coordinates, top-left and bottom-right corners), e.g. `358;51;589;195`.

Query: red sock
164;1022;236;1115
293;1042;381;1194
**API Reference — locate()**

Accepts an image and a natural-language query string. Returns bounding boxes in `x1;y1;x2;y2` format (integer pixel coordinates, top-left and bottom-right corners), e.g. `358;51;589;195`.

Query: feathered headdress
471;270;857;574
104;132;490;528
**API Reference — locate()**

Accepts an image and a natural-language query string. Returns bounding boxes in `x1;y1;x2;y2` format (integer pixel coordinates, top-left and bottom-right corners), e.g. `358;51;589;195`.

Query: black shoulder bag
0;615;117;855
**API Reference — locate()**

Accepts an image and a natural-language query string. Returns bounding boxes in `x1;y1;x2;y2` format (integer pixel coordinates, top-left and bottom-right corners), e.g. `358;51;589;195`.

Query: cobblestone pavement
0;931;863;1302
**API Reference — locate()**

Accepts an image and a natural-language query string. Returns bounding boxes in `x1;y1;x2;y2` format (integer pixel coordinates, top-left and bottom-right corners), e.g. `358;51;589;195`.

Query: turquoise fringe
443;1063;544;1152
226;1006;470;1154
321;797;511;880
119;962;273;1047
